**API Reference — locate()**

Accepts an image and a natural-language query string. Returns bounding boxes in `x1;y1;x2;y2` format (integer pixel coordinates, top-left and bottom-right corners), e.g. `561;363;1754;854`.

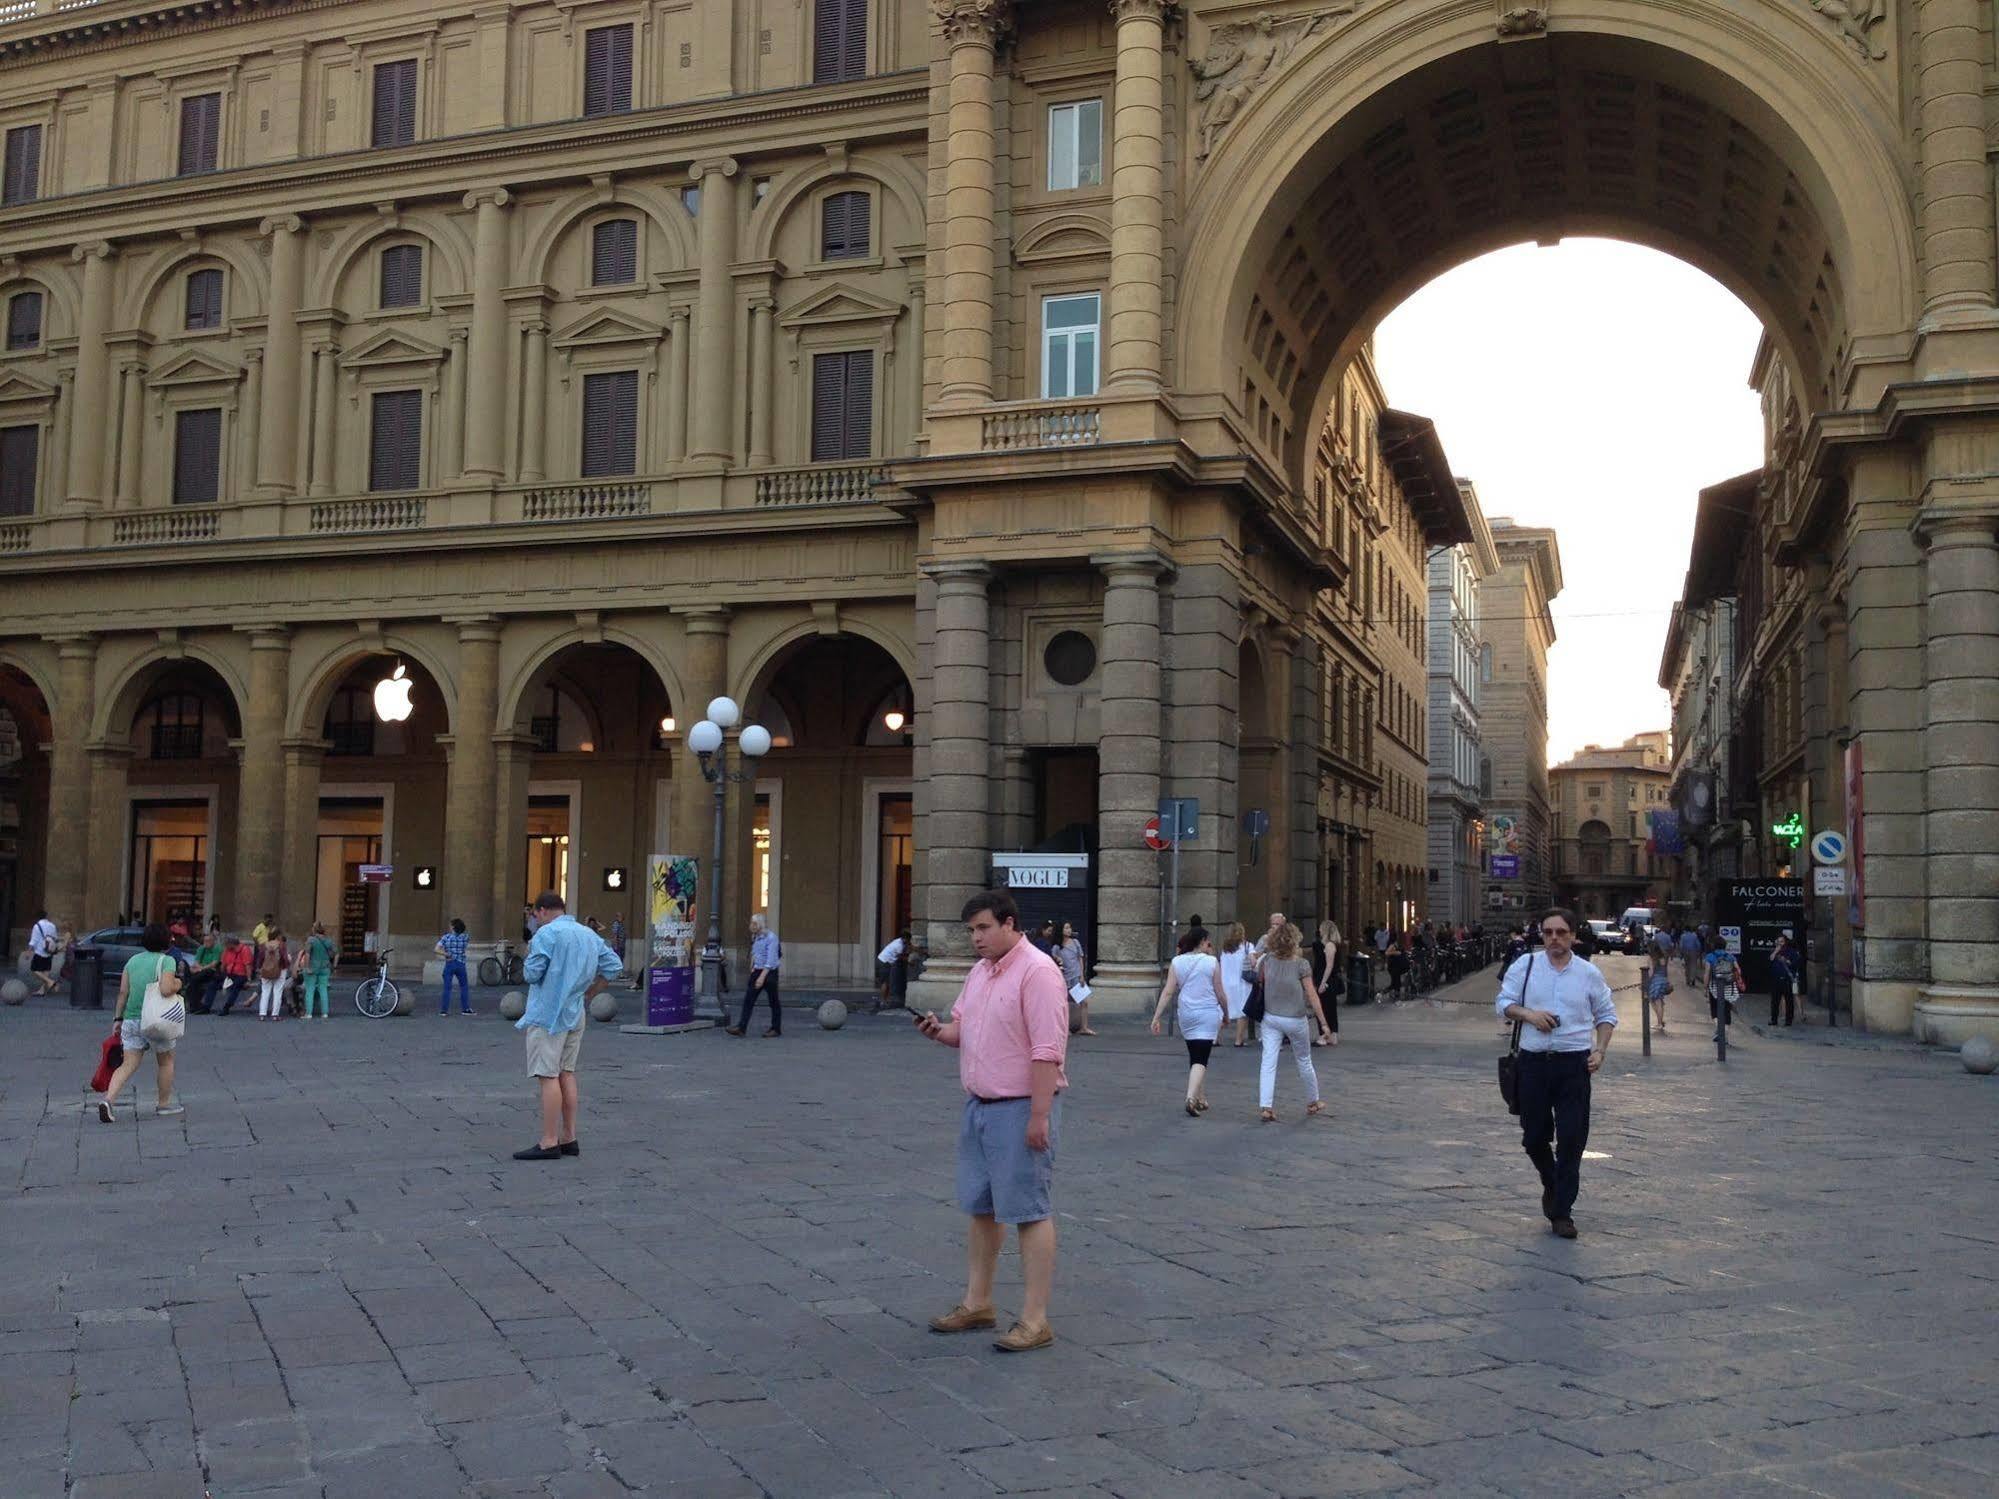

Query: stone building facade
0;0;1994;1039
1550;733;1672;922
1477;520;1561;932
1427;481;1496;931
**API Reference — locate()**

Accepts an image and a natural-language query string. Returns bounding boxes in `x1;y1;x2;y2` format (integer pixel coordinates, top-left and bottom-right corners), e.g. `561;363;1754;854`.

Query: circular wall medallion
1043;630;1097;686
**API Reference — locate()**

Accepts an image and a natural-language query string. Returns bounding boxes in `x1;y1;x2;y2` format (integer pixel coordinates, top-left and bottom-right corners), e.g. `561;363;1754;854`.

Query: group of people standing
179;916;338;1020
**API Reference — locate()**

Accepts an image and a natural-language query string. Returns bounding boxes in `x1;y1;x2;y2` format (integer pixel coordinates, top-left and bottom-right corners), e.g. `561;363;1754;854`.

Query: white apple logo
373;663;415;723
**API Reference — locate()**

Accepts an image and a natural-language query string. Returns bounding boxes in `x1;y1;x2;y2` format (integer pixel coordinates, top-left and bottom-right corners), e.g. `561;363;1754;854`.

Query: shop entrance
129;800;210;927
317;798;385;961
525;794;572;913
876;792;912;949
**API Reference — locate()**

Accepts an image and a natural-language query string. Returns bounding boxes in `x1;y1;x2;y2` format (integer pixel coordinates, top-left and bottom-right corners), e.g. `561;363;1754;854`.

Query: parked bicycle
478;942;524;988
355;947;401;1019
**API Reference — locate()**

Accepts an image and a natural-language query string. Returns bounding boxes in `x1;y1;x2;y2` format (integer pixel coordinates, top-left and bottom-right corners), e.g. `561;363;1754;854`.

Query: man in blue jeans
513;891;622;1161
727;913;782;1037
436;918;472;1014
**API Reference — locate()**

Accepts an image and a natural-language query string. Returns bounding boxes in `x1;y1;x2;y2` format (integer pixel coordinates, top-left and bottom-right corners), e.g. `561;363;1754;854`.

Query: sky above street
1373;238;1766;765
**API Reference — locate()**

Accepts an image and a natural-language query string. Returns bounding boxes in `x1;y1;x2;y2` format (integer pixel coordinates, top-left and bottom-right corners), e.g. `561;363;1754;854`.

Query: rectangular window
820;191;870;261
1046;100;1103;191
581;370;639;477
177;93;221;175
0;424;37;516
811;350;874;462
368;389;422;492
583;24;634;116
2;124;40;205
184;269;224;331
6;291;42;350
172;408;223;505
812;0;866;83
371;59;418;147
1040;293;1100;400
379;244;423;308
591;219;637;285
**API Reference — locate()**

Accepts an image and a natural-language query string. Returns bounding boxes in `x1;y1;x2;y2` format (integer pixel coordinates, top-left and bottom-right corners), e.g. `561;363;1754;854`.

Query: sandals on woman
1306;1100;1326;1117
1259;1108;1277;1123
1185;1099;1201;1117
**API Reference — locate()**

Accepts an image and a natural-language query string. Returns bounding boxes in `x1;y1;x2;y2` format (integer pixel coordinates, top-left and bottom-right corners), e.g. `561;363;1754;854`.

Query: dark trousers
185;970;221;1012
216;975;248;1014
738;971;781;1033
1769;981;1796;1026
1516;1050;1591;1221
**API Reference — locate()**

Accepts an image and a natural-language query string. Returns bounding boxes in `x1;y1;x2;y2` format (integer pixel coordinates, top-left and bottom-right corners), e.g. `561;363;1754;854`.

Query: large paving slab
2;955;1996;1497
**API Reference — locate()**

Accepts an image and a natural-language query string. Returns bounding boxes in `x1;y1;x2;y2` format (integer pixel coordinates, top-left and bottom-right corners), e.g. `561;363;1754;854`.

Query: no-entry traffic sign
1144;817;1168;851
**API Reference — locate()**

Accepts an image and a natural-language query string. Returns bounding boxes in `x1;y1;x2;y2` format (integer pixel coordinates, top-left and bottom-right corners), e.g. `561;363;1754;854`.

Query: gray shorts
523;1022;583;1078
119;1018;175;1056
956;1095;1059;1225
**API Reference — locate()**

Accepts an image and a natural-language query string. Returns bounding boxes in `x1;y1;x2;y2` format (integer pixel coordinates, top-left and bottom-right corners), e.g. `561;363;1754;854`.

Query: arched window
591;219;638;286
6;289;41;350
379;244;423;308
820;190;870;261
184;268;223;331
140;692;206;760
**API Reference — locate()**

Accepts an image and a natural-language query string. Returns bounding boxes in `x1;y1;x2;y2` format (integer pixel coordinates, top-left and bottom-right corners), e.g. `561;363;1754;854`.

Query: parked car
78;926;192;980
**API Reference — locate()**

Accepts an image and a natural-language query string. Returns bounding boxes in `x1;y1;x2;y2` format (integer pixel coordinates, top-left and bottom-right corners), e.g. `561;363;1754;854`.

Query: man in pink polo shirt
914;889;1069;1352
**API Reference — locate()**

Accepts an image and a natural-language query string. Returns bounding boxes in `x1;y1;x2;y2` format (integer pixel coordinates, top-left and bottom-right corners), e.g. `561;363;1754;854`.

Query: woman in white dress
1218;923;1255;1046
1149;926;1228;1117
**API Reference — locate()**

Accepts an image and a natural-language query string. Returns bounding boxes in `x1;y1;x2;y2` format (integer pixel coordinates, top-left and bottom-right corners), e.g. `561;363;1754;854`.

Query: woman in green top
300;922;337;1019
95;923;184;1123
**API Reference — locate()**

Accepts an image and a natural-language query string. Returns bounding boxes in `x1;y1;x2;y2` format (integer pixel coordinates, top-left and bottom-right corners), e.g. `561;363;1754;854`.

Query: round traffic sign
1144;817;1168;851
1810;829;1847;865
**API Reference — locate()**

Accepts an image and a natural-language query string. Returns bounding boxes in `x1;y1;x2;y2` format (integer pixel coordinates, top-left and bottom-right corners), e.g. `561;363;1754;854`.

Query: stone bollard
499;990;526;1021
0;977;28;1006
1962;1036;1997;1075
588;990;620;1023
817;999;848;1030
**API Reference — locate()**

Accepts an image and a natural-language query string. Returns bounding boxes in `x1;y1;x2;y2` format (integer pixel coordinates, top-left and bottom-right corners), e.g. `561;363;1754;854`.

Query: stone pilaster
64;242;114;511
256;216;304;494
934;1;1008;407
519;325;548;481
747;296;775;466
1106;0;1166;393
1162;560;1242;934
672;608;730;866
1913;511;1999;1042
442;327;468;480
687;159;740;466
84;742;131;925
44;637;95;927
1093;552;1171;1010
1916;0;1996;320
489;732;536;941
278;736;325;935
308;346;338;496
461;188;512;480
234;628;291;925
665;307;691;463
1287;629;1323;919
910;561;993;1004
444;618;503;931
115;364;145;506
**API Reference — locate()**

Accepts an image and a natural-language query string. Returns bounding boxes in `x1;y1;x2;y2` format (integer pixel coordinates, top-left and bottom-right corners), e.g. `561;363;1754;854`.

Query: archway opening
0;664;52;954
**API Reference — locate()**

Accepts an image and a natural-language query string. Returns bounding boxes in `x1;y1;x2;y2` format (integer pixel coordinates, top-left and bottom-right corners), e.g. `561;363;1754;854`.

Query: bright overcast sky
1373;238;1766;765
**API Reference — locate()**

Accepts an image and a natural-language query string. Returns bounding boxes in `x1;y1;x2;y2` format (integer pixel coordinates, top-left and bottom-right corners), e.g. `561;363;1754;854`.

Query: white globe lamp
707;695;741;729
739;724;772;758
687;719;723;755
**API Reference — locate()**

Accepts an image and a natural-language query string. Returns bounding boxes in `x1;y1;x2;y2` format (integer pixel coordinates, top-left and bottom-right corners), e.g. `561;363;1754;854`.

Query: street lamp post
686;695;770;1005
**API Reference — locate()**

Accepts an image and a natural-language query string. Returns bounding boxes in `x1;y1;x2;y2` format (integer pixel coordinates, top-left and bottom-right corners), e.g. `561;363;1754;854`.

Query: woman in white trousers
256;928;290;1019
1256;923;1334;1121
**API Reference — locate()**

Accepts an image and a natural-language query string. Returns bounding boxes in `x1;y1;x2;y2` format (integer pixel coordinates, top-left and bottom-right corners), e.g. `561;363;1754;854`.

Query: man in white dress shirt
1496;906;1617;1240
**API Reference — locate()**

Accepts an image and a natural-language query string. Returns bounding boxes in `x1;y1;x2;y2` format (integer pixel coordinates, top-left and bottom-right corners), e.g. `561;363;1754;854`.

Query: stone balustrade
110;506;221;545
306;495;429;534
980;401;1103;451
520;482;653;522
753;462;887;506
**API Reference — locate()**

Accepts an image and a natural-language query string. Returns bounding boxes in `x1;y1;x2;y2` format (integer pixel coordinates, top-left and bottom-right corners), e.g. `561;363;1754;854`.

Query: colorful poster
646;854;699;1026
1490;813;1520;855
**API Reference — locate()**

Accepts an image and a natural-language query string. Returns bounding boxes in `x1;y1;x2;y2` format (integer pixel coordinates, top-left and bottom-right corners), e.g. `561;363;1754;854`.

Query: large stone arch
0;642;60;718
745;148;929;265
286;633;459;740
0;266;79;341
731;611;918;710
1176;3;1920;490
520;183;696;286
308;211;474;306
91;643;249;744
497;624;687;738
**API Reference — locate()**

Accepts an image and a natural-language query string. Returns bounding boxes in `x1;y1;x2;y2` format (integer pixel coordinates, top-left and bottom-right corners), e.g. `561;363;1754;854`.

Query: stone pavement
3;956;1997;1499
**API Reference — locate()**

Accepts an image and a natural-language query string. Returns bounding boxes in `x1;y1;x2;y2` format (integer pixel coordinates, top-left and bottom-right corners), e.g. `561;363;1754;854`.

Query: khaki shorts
523;1021;584;1078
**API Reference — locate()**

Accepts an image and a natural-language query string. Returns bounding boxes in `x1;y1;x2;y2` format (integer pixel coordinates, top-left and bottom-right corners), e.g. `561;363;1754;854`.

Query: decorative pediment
551;307;665;351
1014;215;1111;267
145;348;244;391
778;282;905;330
0;369;59;409
338;328;448;371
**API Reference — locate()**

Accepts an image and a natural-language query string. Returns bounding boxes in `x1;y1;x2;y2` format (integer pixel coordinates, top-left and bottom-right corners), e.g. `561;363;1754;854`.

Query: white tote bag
139;956;187;1044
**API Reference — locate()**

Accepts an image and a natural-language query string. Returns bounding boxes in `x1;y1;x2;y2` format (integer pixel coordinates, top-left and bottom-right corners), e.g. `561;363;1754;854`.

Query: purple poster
1490;855;1520;880
646;964;695;1026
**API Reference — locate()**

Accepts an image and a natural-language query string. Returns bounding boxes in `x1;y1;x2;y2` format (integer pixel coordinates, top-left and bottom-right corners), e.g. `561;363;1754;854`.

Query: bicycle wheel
355;977;398;1018
507;955;525;985
477;956;502;987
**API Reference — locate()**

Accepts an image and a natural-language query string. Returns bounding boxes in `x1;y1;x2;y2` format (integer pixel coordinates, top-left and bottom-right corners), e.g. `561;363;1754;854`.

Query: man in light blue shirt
513;890;622;1162
1496;906;1617;1239
728;913;783;1037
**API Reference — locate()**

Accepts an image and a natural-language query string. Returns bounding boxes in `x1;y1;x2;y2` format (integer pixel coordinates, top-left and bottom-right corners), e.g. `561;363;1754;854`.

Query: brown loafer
1552;1218;1578;1240
928;1303;997;1334
993;1321;1054;1353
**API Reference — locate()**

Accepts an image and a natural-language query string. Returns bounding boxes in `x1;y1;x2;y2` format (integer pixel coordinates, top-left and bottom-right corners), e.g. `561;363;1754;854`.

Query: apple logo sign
373;663;415;723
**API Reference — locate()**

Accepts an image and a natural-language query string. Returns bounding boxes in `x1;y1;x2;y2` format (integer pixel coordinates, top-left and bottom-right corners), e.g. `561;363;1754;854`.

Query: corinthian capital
934;0;1012;47
1108;0;1174;23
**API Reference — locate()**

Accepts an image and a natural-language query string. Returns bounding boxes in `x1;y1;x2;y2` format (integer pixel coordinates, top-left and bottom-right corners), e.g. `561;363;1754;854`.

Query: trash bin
67;945;104;1010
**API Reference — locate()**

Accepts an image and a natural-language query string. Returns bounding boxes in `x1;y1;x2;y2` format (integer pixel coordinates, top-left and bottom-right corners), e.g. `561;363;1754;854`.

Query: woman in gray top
1257;922;1334;1122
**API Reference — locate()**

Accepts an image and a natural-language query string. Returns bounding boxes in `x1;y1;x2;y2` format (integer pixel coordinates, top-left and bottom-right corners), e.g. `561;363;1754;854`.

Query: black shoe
513;1144;562;1161
1551;1218;1578;1240
725;1026;744;1037
559;1140;579;1157
763;1028;780;1038
1542;1187;1555;1220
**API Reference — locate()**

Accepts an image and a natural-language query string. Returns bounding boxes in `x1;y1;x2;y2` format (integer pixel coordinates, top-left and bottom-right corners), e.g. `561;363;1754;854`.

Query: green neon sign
1770;812;1804;848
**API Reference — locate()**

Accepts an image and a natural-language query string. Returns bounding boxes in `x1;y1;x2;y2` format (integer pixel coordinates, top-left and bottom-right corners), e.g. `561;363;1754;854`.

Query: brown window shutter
821;191;870;260
582;370;639;477
0;425;39;516
379;245;423;308
2;125;40;205
811;351;872;462
372;60;417;147
6;291;42;350
173;408;223;505
591;219;638;285
584;25;633;116
179;94;220;174
369;389;423;492
185;269;224;331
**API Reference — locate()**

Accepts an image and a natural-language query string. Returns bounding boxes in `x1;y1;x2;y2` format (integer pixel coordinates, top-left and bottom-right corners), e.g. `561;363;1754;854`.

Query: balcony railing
111;506;220;546
753;462;886;507
981;402;1102;452
521;482;651;522
308;495;427;534
0;523;28;553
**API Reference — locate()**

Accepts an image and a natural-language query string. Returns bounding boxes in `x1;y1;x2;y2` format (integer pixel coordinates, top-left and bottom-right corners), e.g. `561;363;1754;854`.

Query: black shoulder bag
1497;953;1534;1115
1242;953;1266;1023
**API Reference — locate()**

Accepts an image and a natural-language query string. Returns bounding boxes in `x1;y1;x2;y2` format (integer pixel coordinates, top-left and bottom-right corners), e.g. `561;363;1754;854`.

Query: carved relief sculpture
1190;6;1358;160
1807;0;1886;60
1495;6;1547;35
933;0;1013;46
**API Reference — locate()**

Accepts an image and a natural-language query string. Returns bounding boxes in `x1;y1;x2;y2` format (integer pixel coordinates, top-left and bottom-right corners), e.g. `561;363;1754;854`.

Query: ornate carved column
256;215;304;494
234;628;291;924
44;636;95;926
115;363;145;505
1094;553;1171;1008
688;159;740;466
65;242;115;511
666;307;691;463
308;346;338;496
935;1;1009;407
462;188;512;480
519;324;549;482
1916;0;1997;319
747;296;775;466
1106;0;1167;393
445;618;503;930
911;561;994;1001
